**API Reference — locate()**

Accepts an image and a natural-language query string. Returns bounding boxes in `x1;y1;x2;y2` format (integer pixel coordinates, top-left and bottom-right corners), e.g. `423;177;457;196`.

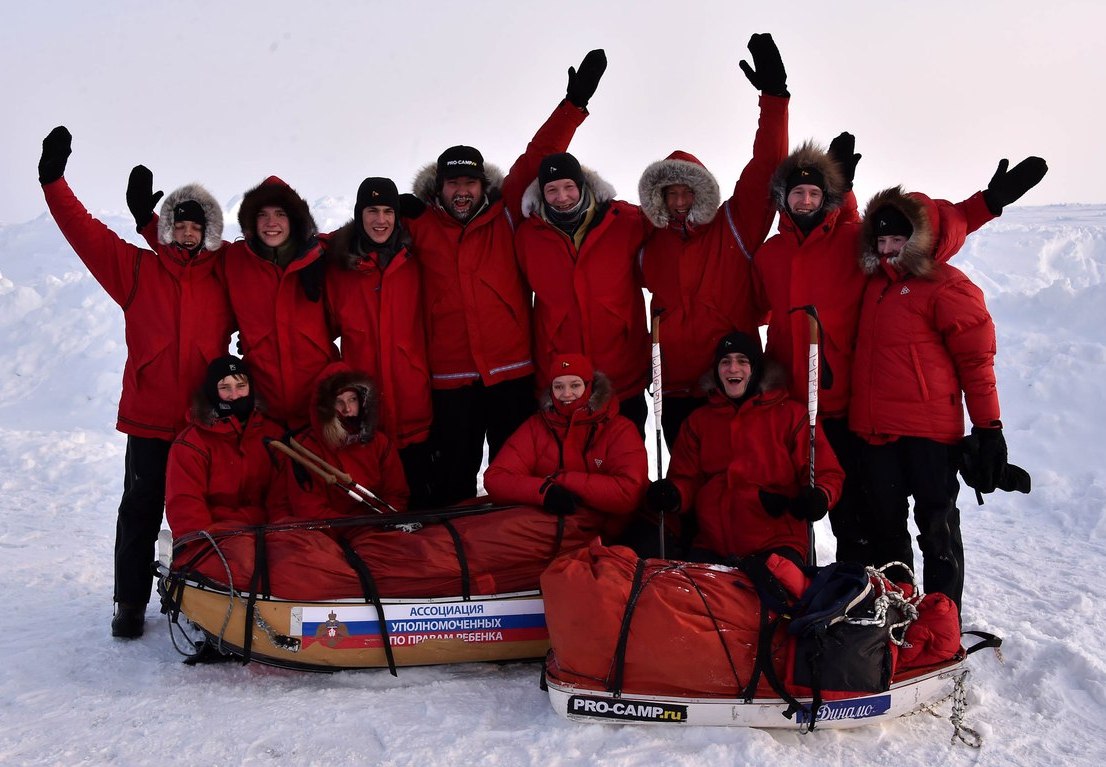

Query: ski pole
651;308;666;559
266;439;391;514
790;305;822;567
288;438;401;513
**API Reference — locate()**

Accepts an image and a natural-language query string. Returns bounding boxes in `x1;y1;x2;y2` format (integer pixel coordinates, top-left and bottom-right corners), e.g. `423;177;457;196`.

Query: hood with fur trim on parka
410;161;506;208
858;186;971;279
520;164;617;219
312;365;380;451
637;150;722;228
157;183;224;251
770;141;847;215
237;176;318;244
538;368;615;415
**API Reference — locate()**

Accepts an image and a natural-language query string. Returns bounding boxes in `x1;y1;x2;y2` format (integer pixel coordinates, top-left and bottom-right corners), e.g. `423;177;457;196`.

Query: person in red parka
751;137;1036;564
637;33;789;445
516;153;653;433
38;127;234;638
406;50;606;506
647;333;844;564
321;177;433;507
165;357;288;593
222;176;339;428
284;363;410;520
850;182;1041;610
483;354;648;543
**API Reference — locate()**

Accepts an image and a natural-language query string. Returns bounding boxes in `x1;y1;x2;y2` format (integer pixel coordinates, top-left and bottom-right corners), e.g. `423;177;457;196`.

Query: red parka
223;177;339;426
43;178;233;439
754;144;993;418
667;369;844;560
483;373;649;540
849;189;1000;444
284;364;410;520
515;168;652;400
638;94;789;396
320;223;432;448
406;100;586;389
165;403;287;538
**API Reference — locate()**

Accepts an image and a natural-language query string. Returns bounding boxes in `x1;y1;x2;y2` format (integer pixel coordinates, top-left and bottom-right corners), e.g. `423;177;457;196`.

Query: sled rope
910;669;982;748
843;564;923;645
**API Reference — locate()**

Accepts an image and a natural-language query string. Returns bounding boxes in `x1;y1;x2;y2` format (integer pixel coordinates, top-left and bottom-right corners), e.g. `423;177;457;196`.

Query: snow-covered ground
1;201;1103;766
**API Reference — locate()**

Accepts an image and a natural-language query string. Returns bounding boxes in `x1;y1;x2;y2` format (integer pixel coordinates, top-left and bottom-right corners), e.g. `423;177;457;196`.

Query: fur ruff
698;358;787;397
237;176;318;243
770;141;847;213
325;220;411;270
157;183;224;251
859;187;937;278
521;166;617;218
538;370;614;413
411;161;506;206
315;369;379;450
637;153;721;228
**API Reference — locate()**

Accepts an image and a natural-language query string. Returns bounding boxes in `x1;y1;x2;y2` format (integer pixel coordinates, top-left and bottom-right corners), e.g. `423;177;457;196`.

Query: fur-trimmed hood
858;187;941;278
520;165;617;218
538;369;615;414
637;150;722;228
157;183;224;251
237;176;318;243
411;161;506;207
324;219;411;271
312;364;380;451
770;141;847;215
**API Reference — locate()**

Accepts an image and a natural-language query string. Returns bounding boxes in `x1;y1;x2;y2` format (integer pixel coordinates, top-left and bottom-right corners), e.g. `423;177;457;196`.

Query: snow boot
112;602;146;639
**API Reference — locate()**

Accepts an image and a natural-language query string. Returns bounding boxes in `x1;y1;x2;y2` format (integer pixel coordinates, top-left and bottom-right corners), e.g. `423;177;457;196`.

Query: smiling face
551;374;586;404
664;184;696;221
717;353;752;399
440;176;483;221
787;184;824;218
256;206;290;248
216;374;250;402
542;179;581;212
361;205;396;244
172;220;204;250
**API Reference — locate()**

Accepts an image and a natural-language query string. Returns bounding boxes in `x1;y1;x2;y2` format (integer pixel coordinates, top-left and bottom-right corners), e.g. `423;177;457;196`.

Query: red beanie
551;353;594;382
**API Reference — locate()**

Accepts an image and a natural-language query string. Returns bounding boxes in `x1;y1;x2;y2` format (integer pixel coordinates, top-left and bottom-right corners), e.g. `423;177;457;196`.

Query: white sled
544;653;972;730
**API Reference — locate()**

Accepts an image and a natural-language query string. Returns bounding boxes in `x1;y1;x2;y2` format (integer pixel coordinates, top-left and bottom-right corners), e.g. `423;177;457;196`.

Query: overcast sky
4;0;1101;225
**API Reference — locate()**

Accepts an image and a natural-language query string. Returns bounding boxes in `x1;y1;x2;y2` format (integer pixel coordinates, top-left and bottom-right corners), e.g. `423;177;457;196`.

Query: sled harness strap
440;519;473;600
241;529;272;665
608;558;648;697
338;537;399;677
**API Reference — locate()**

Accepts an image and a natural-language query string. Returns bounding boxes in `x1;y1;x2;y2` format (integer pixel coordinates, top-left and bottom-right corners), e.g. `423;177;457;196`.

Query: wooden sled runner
161;571;549;672
155;503;592;672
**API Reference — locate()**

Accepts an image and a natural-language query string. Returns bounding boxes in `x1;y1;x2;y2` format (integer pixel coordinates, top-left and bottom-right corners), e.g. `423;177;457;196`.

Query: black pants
859;437;964;609
618;390;649;439
822;418;874;565
659;395;708;448
114;435;171;606
428;376;536;506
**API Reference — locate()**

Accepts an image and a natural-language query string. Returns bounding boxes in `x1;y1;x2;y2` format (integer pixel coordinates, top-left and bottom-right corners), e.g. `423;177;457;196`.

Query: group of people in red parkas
38;35;1042;639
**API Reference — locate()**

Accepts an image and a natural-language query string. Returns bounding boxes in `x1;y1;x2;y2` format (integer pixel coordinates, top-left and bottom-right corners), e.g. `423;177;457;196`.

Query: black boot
111;602;146;639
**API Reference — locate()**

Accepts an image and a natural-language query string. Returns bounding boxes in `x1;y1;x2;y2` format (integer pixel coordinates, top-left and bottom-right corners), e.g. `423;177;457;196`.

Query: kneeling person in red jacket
483;354;648;542
649;333;844;564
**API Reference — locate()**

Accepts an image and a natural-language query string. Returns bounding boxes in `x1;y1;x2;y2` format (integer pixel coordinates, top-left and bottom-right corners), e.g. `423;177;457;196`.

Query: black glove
982;156;1048;215
542;484;578;516
126;165;164;230
738;33;788;97
828;132;861;191
39;126;72;185
997;462;1032;494
566;49;607;110
645;479;681;515
758;489;791;518
398;193;426;220
789;486;829;522
960;426;1008;494
298;257;325;303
